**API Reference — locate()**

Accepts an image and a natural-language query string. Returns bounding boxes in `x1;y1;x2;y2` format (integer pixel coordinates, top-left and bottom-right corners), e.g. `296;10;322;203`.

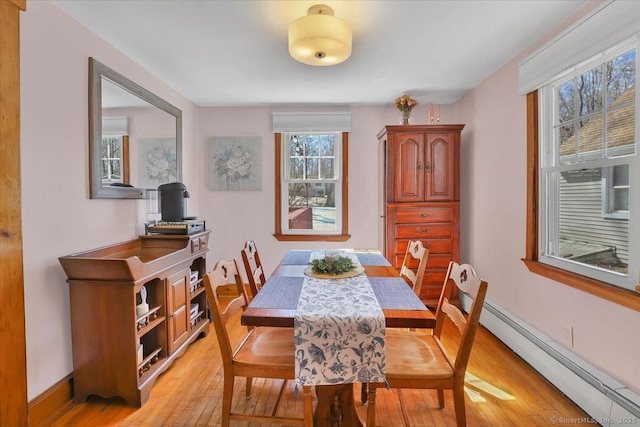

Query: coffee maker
158;182;190;222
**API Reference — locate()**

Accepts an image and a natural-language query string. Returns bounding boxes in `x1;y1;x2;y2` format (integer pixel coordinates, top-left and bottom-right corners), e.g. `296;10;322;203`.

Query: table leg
314;384;363;427
360;382;368;404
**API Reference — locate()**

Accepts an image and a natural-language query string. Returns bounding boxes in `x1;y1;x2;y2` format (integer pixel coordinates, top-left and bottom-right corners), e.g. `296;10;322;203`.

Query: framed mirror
89;57;182;199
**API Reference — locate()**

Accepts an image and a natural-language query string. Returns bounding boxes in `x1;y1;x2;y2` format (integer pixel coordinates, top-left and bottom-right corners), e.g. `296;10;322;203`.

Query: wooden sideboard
378;125;464;306
58;231;211;407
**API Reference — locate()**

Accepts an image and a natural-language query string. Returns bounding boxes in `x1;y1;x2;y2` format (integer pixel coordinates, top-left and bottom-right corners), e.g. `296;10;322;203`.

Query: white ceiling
51;0;586;107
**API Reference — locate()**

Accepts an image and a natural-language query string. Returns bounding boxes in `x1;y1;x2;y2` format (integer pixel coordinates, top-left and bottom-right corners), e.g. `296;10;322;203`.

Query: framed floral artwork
208;136;262;191
137;137;178;189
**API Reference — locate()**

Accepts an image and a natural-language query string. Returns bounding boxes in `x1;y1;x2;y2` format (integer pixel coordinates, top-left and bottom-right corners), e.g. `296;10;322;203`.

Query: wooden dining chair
241;240;266;298
367;261;488;427
399;240;429;297
203;259;313;426
361;241;430;406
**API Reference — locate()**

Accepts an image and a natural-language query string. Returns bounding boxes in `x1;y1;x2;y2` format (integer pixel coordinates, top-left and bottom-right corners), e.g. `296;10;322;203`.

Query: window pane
287;182;336;231
607;104;635;156
110;140;121;158
612;164;629;212
289;135;303;156
304;135;320;156
289;158;304;179
110;160;121;179
614;188;629;211
306;158;319;179
578;66;603;117
320;136;335;156
320;158;335;179
606;50;635;107
548;168;628;274
557;123;576;164
557;80;575;123
576;117;603;160
288;183;312;207
613;164;629;186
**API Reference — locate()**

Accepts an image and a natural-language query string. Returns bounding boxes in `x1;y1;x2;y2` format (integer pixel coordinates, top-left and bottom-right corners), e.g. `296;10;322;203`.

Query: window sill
273;233;351;242
521;258;640;312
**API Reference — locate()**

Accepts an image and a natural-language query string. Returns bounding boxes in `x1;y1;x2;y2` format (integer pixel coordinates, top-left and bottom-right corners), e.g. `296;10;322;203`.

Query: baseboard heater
460;294;640;424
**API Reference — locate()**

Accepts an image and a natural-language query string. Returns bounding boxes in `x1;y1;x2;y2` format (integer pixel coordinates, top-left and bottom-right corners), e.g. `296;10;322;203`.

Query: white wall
20;1;200;400
453;3;640;395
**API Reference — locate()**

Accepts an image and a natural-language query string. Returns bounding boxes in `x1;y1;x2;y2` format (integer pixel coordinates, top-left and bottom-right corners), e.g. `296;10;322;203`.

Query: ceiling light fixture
288;4;352;66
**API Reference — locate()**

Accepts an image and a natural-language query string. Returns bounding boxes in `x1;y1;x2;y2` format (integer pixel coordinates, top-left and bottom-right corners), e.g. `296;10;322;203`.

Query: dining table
240;249;436;427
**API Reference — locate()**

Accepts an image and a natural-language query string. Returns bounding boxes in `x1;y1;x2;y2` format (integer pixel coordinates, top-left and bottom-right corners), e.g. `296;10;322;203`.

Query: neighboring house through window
273;113;350;241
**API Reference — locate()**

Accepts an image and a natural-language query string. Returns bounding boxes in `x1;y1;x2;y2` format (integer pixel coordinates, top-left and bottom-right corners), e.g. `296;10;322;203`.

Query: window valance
102;116;129;136
272;112;351;133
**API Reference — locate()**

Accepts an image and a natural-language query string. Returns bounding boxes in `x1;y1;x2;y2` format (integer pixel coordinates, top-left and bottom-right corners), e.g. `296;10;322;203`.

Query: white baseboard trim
460;294;640;426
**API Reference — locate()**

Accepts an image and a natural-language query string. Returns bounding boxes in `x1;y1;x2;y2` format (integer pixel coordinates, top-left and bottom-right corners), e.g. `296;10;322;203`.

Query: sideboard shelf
59;230;211;407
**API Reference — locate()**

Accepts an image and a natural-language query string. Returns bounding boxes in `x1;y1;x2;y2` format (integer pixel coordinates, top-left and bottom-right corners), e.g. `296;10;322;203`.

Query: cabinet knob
420;213;428;218
426;162;432;173
417;162;423;170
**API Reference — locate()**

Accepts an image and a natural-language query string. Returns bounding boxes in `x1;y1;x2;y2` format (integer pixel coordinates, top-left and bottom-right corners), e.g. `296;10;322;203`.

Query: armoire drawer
396;223;452;239
395;239;452;256
420;285;444;301
394;253;452;270
423;270;447;286
395;207;453;224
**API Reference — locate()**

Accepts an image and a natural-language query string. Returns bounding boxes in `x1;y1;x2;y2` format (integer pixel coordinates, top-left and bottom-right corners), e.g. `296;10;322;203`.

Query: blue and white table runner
294;251;386;386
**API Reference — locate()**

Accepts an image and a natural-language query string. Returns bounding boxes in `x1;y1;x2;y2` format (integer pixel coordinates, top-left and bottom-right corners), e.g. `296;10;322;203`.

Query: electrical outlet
561;324;574;348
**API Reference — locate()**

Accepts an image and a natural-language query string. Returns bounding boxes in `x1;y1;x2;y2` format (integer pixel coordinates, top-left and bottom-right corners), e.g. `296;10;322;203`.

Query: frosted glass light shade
288;5;352;66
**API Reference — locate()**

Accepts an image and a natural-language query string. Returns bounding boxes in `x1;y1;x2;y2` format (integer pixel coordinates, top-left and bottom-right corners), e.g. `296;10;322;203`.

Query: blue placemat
280;250;312;265
368;277;428;310
248;276;303;309
356;252;392;266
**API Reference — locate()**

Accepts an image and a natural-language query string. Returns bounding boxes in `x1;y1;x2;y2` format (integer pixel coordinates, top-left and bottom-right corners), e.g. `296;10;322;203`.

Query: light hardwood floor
51;311;592;426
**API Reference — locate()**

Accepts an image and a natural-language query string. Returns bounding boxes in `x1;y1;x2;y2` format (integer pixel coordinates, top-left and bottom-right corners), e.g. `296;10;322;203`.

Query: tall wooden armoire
378;124;464;306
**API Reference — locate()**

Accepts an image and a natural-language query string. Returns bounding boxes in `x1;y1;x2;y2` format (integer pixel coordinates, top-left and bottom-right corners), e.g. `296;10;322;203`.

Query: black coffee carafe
158;182;189;222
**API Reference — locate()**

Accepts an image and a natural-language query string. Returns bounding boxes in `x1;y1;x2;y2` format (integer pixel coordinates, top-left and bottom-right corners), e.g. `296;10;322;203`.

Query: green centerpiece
310;256;356;275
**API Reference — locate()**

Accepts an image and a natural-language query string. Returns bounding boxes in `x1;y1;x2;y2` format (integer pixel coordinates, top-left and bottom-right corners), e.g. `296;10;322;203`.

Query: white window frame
538;38;639;291
280;132;343;236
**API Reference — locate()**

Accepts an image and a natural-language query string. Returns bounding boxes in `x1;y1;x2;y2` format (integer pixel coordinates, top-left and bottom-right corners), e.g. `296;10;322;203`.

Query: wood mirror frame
89;57;182;199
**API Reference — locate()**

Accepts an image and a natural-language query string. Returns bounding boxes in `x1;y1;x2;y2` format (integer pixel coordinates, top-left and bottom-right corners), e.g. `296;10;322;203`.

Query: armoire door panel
394;134;424;202
425;133;454;201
